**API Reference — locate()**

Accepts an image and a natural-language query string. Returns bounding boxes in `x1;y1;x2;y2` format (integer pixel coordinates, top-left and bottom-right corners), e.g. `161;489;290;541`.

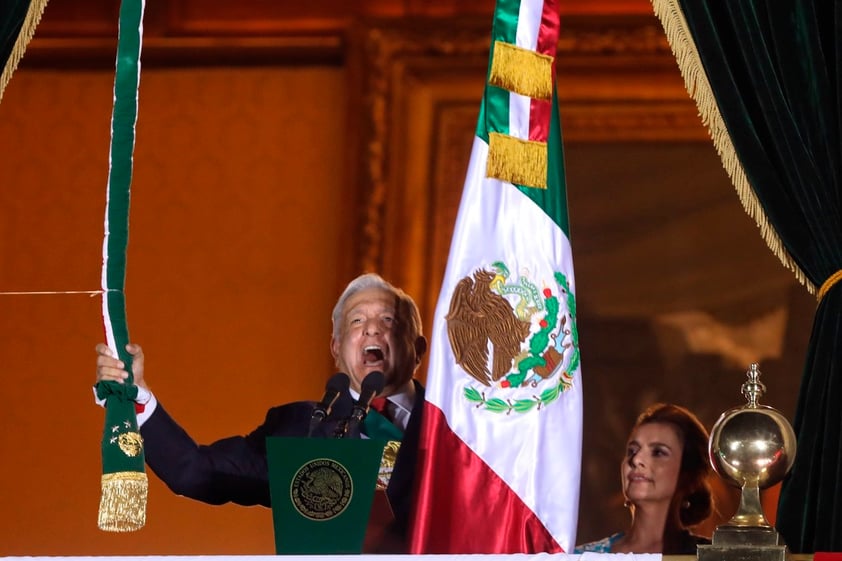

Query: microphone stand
333;371;384;439
309;372;350;437
308;406;330;438
344;401;371;437
332;418;350;439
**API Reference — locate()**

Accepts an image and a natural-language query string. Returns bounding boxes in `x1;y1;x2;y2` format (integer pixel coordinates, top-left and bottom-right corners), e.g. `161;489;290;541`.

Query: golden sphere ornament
709;363;797;527
698;364;796;561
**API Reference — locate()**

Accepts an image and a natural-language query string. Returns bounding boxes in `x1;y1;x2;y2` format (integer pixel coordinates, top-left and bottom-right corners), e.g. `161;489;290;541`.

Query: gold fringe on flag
489;40;554;101
98;471;148;532
487;131;548;189
0;0;50;105
650;0;814;294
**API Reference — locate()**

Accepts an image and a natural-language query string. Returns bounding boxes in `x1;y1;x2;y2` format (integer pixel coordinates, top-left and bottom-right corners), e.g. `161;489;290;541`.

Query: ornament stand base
697;526;789;561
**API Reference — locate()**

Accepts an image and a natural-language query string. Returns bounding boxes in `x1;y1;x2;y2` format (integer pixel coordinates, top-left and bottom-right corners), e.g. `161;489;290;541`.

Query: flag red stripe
528;98;551;141
536;0;559;56
410;402;563;554
528;0;559;142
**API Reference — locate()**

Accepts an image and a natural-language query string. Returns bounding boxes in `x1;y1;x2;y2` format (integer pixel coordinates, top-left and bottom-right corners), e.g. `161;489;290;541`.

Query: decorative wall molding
22;8;709;302
347;16;706;298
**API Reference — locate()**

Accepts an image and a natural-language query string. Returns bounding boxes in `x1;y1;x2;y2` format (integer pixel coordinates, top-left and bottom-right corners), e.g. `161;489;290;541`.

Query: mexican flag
408;0;582;553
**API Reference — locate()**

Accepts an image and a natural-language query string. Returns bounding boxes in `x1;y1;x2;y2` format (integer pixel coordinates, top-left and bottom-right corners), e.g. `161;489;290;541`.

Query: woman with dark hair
575;403;714;554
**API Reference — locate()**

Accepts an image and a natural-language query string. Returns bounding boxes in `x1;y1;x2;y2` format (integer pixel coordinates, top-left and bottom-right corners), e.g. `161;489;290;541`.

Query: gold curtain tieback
817;269;842;301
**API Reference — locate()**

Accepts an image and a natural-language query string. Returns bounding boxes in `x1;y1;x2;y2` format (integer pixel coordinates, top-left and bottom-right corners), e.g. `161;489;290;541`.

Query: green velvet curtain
1;0;48;104
1;1;30;70
654;0;842;553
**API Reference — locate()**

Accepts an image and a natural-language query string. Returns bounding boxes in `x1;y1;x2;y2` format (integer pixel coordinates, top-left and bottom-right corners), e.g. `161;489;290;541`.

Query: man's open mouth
363;345;385;364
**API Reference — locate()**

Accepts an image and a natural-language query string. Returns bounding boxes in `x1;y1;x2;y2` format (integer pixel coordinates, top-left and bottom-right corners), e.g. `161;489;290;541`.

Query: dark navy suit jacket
141;380;424;540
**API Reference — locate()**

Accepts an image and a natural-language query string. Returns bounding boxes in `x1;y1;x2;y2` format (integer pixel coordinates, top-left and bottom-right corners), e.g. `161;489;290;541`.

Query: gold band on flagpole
98;471;148;532
487;132;548;189
489;41;554;100
816;270;842;302
650;0;815;294
0;0;51;105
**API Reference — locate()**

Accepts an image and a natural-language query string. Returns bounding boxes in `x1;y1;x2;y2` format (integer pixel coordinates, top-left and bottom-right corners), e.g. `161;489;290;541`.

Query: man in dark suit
94;273;427;549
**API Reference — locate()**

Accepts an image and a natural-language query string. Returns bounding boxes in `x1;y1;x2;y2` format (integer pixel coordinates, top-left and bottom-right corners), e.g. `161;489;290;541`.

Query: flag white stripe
508;4;544;140
509;91;532;139
516;0;543;51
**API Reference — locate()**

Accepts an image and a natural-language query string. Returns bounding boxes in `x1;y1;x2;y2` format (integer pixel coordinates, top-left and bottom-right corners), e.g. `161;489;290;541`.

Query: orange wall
0;66;351;554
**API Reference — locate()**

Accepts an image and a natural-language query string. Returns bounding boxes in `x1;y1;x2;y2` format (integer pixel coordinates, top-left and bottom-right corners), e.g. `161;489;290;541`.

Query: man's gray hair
331;273;422;339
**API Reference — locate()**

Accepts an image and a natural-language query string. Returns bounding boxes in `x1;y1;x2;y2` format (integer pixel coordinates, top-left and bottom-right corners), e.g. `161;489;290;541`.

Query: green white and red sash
409;0;582;553
95;0;147;532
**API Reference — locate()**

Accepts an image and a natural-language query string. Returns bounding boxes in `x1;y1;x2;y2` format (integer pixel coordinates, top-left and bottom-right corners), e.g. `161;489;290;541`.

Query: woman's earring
623;499;631;508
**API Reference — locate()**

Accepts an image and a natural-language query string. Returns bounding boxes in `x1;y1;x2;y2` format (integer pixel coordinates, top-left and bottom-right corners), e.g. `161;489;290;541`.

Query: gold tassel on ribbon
487;131;548;189
98;471;148;532
489;40;554;100
650;0;814;294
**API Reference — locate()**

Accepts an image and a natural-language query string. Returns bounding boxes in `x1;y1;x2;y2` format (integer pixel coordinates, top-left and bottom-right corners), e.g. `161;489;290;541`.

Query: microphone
308;372;351;437
333;371;385;439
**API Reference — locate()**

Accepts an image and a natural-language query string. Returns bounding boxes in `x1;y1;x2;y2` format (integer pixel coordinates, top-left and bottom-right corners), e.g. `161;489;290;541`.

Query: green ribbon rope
96;0;146;532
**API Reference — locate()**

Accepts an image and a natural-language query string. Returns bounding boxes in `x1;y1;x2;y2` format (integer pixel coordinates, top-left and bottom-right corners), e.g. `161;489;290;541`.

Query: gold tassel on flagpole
650;0;813;294
98;471;148;532
489;40;554;101
487;131;548;189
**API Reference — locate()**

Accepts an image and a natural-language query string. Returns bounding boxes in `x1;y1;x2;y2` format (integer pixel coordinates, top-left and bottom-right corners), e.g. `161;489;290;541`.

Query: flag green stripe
478;0;522;140
516;85;570;236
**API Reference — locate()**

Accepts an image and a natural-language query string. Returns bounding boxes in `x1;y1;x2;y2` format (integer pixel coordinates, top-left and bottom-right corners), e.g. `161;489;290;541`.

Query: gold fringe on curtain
0;0;50;105
489;40;554;101
487;131;548;189
650;0;814;294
